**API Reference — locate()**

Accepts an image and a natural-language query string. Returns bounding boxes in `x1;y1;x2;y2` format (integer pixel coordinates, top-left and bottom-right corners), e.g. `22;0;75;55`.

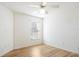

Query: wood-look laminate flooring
3;44;79;57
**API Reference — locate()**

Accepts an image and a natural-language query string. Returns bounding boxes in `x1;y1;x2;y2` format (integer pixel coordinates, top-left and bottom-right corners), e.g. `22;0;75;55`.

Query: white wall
14;13;43;49
0;4;13;56
44;3;79;52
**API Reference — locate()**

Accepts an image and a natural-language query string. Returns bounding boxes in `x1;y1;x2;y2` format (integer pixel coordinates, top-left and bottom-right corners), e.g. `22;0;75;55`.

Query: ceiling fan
26;2;59;14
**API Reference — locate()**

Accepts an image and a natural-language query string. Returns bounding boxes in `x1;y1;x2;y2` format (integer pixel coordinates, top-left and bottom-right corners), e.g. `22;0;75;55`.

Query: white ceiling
0;2;78;18
0;2;60;18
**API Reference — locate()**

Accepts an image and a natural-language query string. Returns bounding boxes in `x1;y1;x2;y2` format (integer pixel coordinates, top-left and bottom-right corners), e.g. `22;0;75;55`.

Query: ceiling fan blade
47;4;59;8
26;5;40;8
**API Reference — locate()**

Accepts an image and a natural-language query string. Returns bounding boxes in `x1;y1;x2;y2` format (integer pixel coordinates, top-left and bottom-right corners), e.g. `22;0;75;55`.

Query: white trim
44;41;79;54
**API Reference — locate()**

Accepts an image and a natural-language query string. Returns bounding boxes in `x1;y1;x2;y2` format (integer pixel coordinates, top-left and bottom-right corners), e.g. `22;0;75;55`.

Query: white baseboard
44;41;79;54
0;48;13;57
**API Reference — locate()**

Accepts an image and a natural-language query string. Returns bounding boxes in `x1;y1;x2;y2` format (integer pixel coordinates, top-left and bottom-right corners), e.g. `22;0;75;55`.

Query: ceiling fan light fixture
40;8;46;17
